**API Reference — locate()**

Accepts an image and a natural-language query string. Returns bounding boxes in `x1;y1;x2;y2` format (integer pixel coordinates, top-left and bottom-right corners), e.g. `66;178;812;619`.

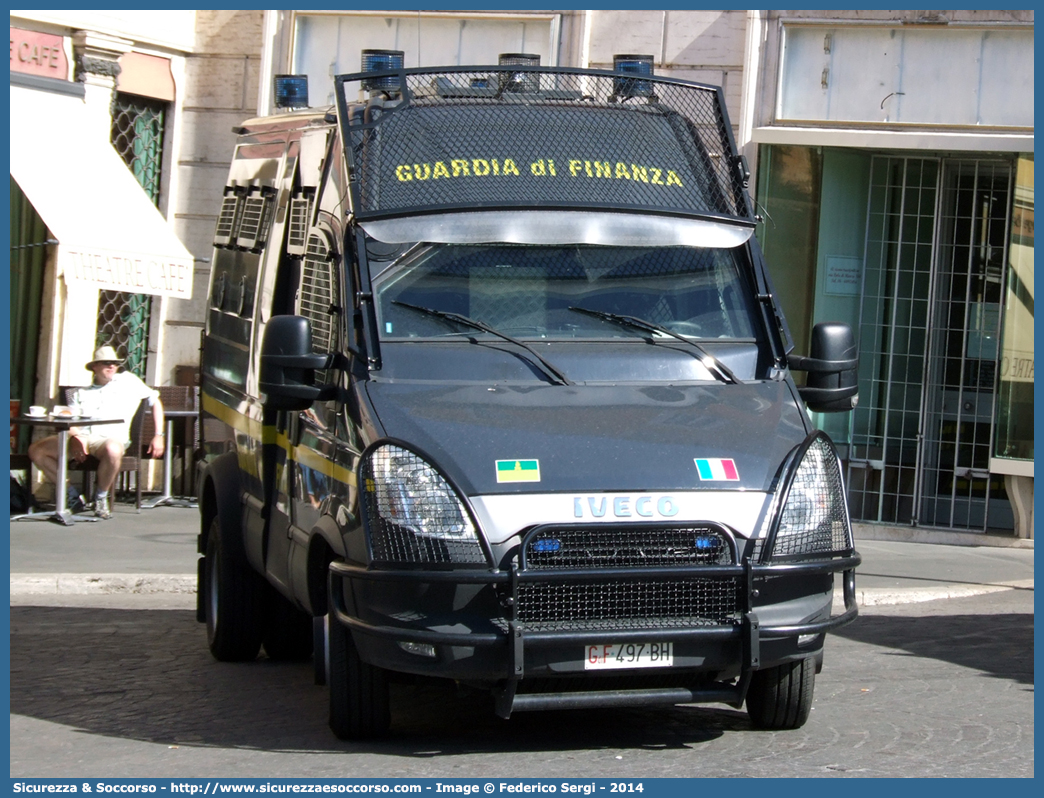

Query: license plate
585;642;673;670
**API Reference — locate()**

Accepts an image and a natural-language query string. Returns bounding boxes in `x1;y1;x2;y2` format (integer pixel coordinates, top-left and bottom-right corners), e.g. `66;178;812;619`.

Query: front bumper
329;550;860;717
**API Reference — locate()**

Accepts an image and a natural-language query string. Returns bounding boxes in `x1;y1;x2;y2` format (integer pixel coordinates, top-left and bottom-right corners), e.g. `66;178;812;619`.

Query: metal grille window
214;193;241;247
111;94;166;204
236;191;274;251
298;233;340;381
96;293;151;378
287;192;314;255
104;92;169;378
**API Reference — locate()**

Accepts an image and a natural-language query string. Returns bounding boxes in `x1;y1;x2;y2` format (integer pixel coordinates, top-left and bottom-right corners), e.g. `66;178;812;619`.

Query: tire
204;515;265;662
313;615;329;686
262;587;314;661
746;657;816;730
328;612;390;739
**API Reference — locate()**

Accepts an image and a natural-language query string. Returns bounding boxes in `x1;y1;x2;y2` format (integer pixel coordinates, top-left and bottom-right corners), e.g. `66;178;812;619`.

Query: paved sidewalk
8;501;1034;605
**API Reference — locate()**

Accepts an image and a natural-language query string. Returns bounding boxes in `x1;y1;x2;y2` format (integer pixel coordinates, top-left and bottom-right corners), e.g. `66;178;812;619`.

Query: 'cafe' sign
10;27;69;79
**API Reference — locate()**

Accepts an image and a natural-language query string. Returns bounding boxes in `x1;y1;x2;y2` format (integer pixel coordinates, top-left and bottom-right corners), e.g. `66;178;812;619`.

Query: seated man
28;346;165;519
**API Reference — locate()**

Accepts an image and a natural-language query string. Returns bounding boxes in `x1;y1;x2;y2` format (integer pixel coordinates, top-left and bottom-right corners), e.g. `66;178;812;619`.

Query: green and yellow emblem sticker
496;459;541;483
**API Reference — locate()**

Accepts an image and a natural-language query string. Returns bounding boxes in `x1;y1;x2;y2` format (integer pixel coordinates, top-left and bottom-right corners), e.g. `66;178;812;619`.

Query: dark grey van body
196;62;860;739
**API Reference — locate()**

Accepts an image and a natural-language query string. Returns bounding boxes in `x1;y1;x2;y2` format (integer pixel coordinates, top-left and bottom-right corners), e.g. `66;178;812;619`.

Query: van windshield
372;243;760;343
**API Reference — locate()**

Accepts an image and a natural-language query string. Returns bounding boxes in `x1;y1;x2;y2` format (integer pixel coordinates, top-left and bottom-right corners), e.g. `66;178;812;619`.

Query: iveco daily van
195;53;861;739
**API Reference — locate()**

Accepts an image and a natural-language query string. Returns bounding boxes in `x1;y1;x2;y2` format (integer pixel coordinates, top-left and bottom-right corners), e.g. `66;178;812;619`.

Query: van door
289;221;349;536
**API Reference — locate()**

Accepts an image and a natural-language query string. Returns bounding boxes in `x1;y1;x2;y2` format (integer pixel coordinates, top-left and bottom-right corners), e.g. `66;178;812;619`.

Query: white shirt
72;371;159;446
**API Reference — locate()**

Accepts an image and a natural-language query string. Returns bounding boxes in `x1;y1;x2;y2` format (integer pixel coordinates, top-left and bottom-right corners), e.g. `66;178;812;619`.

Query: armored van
196;53;861;740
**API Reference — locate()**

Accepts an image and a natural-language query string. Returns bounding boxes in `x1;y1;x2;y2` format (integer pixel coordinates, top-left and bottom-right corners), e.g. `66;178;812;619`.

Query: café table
141;408;198;509
11;413;122;525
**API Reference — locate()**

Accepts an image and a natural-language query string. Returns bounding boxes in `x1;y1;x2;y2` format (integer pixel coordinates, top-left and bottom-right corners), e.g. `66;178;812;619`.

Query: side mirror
259;315;332;411
790;322;859;413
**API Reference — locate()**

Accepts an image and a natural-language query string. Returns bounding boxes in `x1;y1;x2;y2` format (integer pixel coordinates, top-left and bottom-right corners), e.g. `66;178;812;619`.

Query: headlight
768;433;853;560
360;444;487;565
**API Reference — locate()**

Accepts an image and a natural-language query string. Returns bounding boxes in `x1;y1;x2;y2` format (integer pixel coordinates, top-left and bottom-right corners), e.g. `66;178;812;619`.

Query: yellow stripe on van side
294;443;357;488
202;392;356;488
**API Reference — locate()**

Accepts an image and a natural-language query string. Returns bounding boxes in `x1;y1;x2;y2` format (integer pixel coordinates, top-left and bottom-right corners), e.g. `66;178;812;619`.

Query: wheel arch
305;513;346;617
198;451;246;562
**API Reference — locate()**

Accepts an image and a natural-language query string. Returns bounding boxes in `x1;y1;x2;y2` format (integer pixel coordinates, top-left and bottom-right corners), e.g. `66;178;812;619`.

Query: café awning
10;85;194;300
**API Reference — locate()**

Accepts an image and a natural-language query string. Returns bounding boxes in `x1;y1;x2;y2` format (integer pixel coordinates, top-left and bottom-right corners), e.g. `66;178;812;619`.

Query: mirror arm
788;354;859;373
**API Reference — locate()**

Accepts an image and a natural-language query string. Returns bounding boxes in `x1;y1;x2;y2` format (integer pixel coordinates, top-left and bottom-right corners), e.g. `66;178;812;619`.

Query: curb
11;574;1033;605
834;578;1034;607
10;573;197;596
853;523;1033;549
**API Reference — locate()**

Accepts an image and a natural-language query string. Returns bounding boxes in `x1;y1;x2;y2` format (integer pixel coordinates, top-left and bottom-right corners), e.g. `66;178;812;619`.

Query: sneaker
66;485;86;514
94;494;112;520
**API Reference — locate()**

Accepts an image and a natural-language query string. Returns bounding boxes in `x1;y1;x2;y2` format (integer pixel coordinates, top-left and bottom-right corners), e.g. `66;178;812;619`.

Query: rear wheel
204;515;265;662
746;657;815;730
328;611;390;739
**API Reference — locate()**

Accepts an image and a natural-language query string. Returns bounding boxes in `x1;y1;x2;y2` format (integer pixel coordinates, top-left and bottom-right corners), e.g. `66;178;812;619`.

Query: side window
286;189;314;257
297;230;341;382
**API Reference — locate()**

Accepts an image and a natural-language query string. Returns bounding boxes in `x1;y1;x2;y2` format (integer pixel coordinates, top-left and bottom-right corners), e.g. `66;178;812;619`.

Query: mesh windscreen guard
338;68;750;222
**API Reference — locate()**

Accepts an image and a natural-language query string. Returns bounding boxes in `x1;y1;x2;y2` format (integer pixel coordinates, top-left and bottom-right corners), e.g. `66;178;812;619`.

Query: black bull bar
329;554;861;717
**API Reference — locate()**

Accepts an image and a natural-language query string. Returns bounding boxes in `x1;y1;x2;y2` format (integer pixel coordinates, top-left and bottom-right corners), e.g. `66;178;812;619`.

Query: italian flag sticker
496;459;541;483
695;458;740;481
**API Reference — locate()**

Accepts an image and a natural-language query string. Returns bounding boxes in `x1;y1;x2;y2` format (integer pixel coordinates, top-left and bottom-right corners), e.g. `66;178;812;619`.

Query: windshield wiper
567;306;739;384
392;301;573;386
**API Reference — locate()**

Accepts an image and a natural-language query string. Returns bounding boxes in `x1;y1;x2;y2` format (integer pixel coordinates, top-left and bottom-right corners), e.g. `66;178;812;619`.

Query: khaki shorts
71;433;128;457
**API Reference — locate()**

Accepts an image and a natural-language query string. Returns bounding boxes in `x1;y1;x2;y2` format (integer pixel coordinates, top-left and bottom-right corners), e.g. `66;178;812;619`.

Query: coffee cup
28;406;46;417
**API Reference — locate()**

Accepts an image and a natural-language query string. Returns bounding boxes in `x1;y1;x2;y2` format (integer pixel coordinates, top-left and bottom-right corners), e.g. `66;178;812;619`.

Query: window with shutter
298;232;340;382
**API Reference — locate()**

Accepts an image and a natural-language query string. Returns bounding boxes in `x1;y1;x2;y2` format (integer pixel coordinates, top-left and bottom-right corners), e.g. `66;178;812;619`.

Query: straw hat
85;345;123;370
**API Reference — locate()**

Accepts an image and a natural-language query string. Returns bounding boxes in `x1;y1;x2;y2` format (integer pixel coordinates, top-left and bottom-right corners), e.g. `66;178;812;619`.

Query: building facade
12;10;1030;537
11;11;196;417
744;10;1033;538
254;9;1035;539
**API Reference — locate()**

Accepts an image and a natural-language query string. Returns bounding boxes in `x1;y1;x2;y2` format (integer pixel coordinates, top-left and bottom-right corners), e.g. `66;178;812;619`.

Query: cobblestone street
9;588;1033;778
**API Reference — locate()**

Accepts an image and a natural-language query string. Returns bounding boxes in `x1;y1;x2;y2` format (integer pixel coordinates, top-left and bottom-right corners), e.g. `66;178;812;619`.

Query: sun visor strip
361;211;754;248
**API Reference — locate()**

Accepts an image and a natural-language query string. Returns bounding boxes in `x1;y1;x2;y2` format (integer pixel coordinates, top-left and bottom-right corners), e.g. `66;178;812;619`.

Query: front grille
516;578;739;630
524;526;733;569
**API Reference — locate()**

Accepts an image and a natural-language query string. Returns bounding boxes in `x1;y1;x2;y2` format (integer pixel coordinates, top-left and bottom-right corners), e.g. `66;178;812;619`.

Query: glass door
918;160;1014;530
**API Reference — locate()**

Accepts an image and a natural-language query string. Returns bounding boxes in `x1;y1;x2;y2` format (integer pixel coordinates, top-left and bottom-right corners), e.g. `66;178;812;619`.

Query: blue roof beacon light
498;52;541;94
612;53;655;100
273;75;309;109
361;49;405;93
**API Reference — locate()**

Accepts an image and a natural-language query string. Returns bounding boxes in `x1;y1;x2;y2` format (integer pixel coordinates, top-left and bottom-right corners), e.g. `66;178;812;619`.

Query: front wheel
745;657;815;730
203;515;264;662
328;612;390;740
